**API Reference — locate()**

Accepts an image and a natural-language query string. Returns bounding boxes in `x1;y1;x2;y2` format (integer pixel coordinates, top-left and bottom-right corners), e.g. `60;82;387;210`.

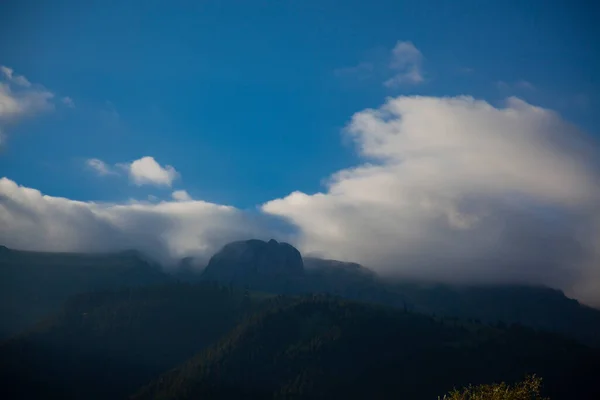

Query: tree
440;375;548;400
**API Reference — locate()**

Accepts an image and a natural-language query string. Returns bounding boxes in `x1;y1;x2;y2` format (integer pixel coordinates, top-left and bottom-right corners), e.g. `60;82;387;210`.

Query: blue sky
0;0;598;208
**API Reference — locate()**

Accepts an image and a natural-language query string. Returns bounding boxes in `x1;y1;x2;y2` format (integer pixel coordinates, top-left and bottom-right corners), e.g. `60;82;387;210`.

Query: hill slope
0;283;270;400
0;246;171;339
394;282;600;347
133;296;600;400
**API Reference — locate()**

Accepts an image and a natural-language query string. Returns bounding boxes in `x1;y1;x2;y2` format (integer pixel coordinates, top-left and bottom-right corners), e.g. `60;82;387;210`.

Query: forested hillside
196;240;600;347
133;296;600;400
0;246;171;339
0;283;270;400
2;242;600;400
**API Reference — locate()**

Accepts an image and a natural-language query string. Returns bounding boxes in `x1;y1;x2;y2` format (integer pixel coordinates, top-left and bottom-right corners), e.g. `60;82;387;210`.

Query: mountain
200;239;304;291
198;240;404;303
2;237;600;357
394;282;600;348
202;239;304;281
0;246;171;339
303;257;376;279
193;240;600;347
2;249;600;400
0;283;272;400
133;296;600;400
5;240;598;348
299;257;409;310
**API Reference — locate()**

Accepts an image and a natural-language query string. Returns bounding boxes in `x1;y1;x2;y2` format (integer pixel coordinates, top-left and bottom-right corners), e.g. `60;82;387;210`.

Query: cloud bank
0;177;271;265
263;96;600;306
1;95;599;306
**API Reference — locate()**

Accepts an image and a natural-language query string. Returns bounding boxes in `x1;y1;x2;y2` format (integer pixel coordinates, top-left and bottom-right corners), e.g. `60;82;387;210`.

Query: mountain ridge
2;240;600;347
0;245;172;339
132;295;600;400
2;240;600;399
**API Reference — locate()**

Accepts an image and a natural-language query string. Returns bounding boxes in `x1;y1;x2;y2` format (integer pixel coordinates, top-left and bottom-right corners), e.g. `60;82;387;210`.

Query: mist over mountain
2;96;599;307
2;239;600;399
3;239;600;347
197;239;600;347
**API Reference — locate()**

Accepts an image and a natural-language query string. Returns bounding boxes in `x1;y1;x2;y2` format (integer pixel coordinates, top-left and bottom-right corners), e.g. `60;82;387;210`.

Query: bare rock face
201;239;304;283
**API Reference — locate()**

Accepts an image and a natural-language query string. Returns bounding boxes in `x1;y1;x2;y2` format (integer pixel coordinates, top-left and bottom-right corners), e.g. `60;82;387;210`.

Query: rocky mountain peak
201;239;304;283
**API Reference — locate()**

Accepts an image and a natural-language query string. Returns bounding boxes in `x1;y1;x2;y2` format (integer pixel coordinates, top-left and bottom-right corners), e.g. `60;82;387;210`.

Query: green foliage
441;375;548;400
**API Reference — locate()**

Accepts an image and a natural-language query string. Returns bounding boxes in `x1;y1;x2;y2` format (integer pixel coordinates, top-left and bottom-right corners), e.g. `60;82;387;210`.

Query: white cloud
0;84;22;119
0;65;55;146
86;158;116;176
86;156;179;187
172;190;192;201
0;177;274;264
0;83;53;119
384;41;424;87
263;95;600;306
62;96;75;108
122;156;179;187
1;66;31;87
